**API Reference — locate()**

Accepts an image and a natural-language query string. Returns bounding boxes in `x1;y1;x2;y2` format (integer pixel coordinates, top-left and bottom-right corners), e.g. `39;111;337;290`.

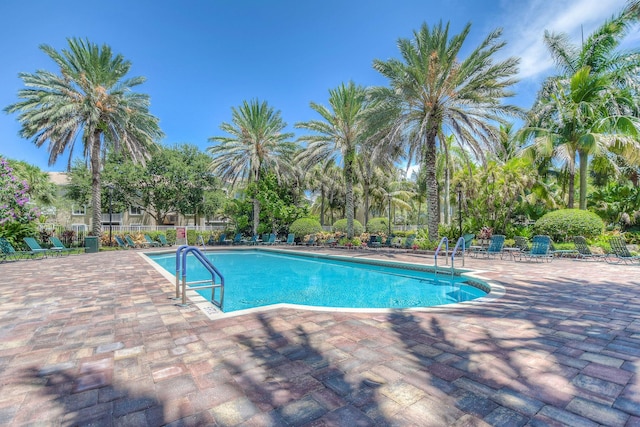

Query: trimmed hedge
332;218;364;236
366;217;389;235
289;218;323;239
533;209;604;242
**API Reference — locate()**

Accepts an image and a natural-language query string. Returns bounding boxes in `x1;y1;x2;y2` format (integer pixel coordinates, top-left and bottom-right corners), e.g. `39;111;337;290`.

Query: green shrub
165;229;176;245
533;209;604;242
366;217;389;235
332;219;364;235
289;218;323;239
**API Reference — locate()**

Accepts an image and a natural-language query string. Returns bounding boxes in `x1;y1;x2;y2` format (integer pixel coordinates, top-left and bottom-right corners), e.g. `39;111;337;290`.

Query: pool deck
1;246;639;426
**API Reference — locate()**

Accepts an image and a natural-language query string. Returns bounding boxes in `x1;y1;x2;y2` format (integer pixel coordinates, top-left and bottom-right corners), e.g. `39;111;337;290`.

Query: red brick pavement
0;247;639;426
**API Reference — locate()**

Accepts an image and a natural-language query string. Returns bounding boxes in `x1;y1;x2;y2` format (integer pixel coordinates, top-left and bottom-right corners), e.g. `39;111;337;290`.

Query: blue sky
0;0;635;171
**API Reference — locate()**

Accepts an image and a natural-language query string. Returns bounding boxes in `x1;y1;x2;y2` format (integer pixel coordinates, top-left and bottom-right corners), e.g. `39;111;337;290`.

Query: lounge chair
244;235;260;245
550;239;578;258
303;235;316;246
476;235;505;258
261;233;276;245
231;233;242;245
573;236;604;261
606;236;640;264
403;235;416;250
125;235;146;248
0;237;39;260
144;234;161;247
157;234;171;246
115;235;130;249
23;237;54;258
50;236;78;255
284;233;295;245
518;235;552;262
366;235;381;249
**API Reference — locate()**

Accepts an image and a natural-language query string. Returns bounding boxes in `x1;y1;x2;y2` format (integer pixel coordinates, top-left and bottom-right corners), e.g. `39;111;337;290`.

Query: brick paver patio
0;247;639;426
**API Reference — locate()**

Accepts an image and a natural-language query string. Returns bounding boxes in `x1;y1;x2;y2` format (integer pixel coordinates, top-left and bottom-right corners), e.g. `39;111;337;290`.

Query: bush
533;209;604;242
366;217;389;235
332;219;364;236
289;218;323;239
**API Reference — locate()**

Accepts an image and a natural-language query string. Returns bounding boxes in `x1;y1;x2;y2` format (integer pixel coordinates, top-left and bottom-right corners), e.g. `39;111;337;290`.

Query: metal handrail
451;236;466;272
175;246;224;309
434;237;449;272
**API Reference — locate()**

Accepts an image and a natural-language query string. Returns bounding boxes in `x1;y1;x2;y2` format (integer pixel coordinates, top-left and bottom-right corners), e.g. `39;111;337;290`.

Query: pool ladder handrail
175;245;224;309
451;237;466;271
434;237;449;273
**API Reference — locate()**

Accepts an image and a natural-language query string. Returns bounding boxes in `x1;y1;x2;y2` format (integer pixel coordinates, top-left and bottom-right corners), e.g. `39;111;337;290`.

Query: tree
5;38;163;236
0;157;39;243
372;21;521;240
528;1;640;209
208;100;296;235
8;160;57;207
296;82;374;239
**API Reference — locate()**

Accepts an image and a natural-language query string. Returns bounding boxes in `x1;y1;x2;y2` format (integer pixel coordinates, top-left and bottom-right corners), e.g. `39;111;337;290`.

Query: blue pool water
148;250;488;313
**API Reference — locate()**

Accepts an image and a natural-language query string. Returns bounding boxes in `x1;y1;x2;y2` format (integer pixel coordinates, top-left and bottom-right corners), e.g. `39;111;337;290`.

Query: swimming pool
148;250;489;313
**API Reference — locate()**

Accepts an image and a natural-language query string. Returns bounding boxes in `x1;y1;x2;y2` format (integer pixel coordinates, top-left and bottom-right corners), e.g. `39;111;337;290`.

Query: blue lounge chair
50;236;77;255
304;235;316;246
285;233;295;245
606;236;640;264
115;235;130;249
477;235;505;258
518;235;552;262
367;235;381;249
144;234;161;247
157;234;171;246
23;237;54;258
261;233;276;245
125;235;146;248
231;233;242;245
0;238;39;260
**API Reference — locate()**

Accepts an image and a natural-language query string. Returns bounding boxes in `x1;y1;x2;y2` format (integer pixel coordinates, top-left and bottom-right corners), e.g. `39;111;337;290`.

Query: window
72;205;86;215
129;206;143;216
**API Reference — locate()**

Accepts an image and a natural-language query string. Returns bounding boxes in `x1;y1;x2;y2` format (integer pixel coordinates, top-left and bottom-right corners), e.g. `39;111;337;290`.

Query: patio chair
157;234;171;246
550;239;578;258
572;236;605;261
23;237;54;258
477;235;505;258
144;234;161;247
303;235;317;246
367;235;381;249
231;233;243;245
0;237;39;260
518;235;553;262
125;235;146;248
261;233;276;245
284;233;295;245
605;236;640;264
244;235;260;245
50;236;78;255
403;235;416;250
114;235;130;249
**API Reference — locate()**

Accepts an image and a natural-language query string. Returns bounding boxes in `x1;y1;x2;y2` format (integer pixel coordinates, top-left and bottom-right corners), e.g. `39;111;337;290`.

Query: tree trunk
320;188;325;226
424;123;440;241
252;198;260;236
344;148;356;239
90;132;103;236
363;182;370;227
578;150;588;210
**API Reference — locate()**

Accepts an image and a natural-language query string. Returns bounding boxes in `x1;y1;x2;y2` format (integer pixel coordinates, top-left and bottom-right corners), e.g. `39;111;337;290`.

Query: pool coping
139;246;506;320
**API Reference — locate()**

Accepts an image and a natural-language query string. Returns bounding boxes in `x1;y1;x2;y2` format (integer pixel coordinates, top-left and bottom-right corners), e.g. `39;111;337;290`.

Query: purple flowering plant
0;157;38;225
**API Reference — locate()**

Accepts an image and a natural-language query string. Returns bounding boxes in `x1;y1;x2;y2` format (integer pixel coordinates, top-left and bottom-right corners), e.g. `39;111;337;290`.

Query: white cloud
497;0;629;79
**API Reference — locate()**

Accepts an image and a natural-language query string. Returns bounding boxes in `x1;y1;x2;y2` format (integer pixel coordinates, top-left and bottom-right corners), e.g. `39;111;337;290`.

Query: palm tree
530;1;640;209
296;81;373;239
372;21;521;240
5;38;163;236
208;99;295;235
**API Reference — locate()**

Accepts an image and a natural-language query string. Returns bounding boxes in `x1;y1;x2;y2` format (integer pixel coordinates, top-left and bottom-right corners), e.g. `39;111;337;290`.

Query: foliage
165;229;177;245
332;218;363;236
5;38;163;236
289;218;323;239
0;157;39;243
366;217;389;235
533;209;604;242
588;183;640;230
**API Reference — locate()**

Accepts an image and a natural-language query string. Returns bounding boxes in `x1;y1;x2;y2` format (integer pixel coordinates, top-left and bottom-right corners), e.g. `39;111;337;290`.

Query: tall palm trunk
424;122;440;241
252;198;260;235
567;154;576;208
90;132;103;236
320;188;325;226
578;150;589;210
344;148;356;239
